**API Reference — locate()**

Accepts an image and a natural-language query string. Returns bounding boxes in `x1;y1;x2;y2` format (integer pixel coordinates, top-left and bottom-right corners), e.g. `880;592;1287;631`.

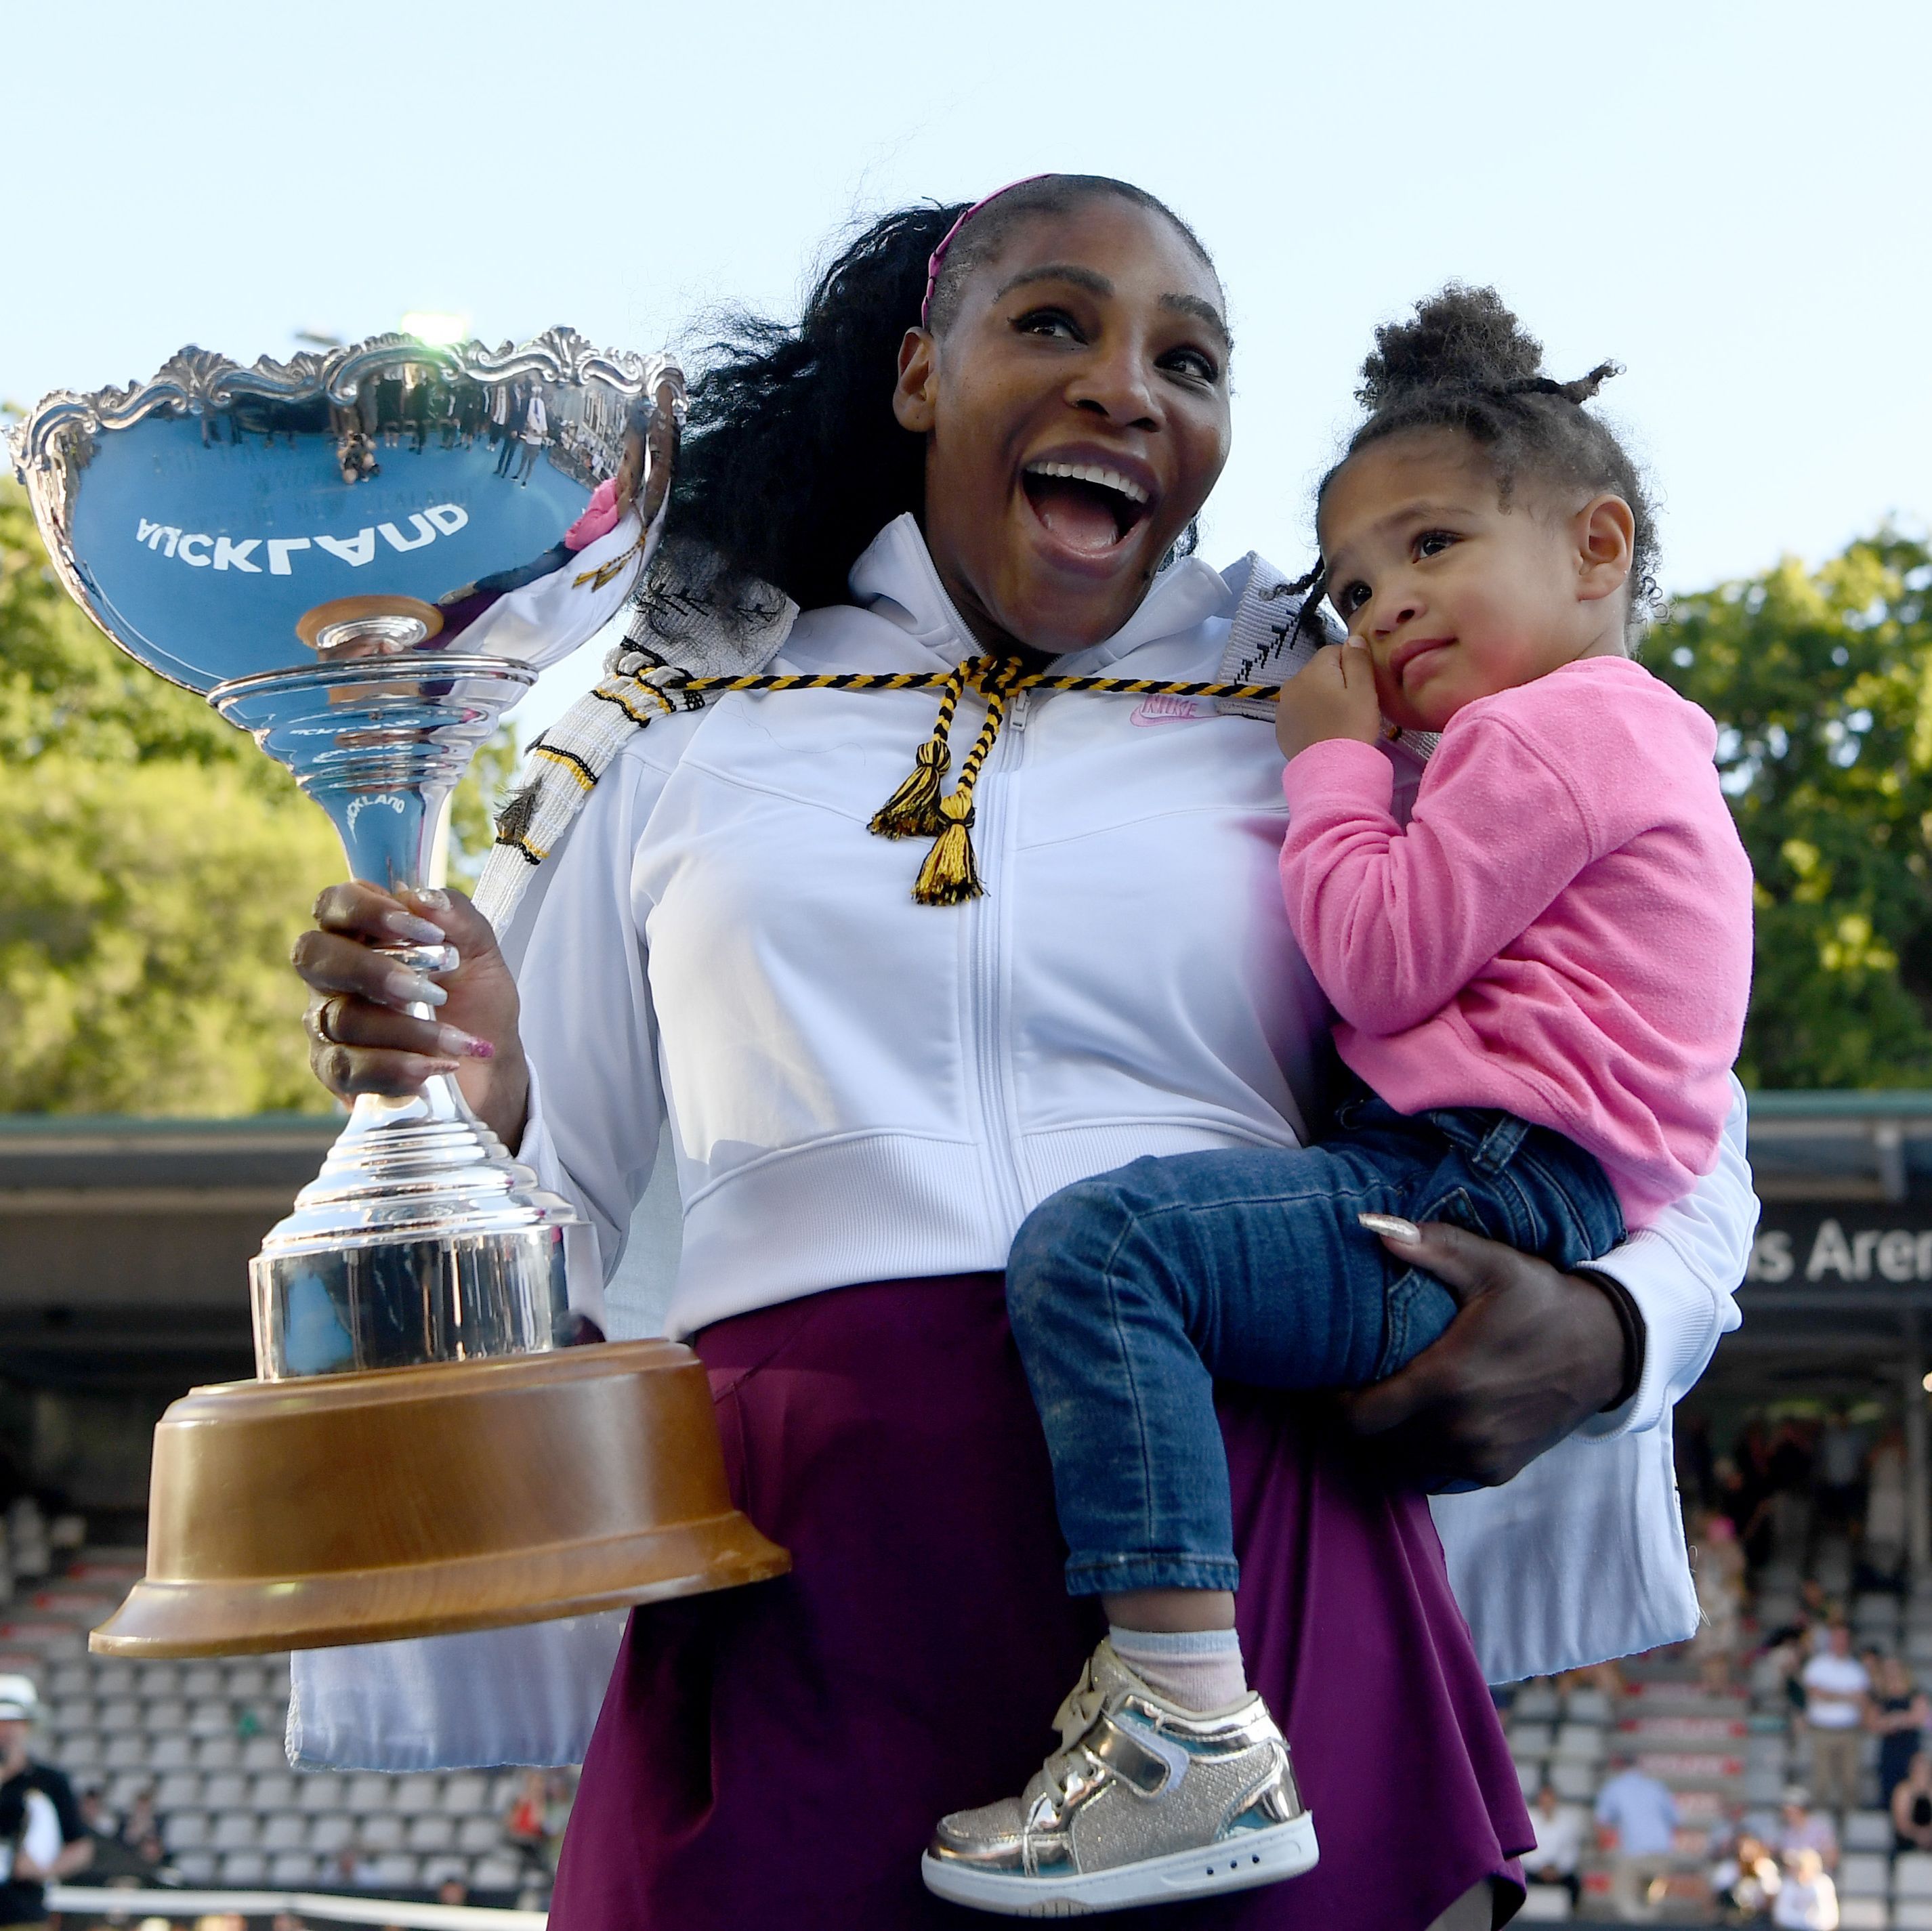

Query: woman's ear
894;328;938;433
1575;493;1636;604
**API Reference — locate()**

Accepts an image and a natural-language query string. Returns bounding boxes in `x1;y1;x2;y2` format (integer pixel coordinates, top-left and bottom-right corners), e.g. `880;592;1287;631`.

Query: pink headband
920;176;1050;328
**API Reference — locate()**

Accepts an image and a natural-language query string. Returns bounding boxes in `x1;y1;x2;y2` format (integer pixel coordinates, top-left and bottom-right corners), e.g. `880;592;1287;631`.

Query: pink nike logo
1130;694;1211;727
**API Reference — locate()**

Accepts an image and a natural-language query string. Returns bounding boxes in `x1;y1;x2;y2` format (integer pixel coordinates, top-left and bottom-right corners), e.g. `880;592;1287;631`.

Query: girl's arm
1279;722;1596;1037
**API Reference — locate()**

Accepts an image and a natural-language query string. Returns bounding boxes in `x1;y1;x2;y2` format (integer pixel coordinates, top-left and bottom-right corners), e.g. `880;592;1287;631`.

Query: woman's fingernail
381;910;447;944
385;968;448;1007
1358;1212;1423;1245
407;887;453;912
436;1027;495;1061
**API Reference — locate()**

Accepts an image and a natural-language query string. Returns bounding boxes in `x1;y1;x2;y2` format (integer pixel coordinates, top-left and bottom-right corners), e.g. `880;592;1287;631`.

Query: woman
1869;1653;1928;1811
293;177;1752;1928
1893;1749;1932;1852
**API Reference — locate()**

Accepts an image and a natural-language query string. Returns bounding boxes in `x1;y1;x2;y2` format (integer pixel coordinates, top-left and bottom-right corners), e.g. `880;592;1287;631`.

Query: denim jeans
1004;1092;1626;1597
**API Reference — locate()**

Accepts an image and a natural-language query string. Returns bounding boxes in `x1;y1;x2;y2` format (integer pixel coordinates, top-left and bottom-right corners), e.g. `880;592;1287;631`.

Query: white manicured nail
1358;1212;1423;1245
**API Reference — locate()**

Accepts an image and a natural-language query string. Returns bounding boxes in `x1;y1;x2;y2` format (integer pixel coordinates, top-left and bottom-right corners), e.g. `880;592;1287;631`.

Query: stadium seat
442;1774;489;1816
1508;1722;1554;1757
108;1771;153;1810
369;1852;419;1889
1839;1900;1890;1930
457;1817;503;1855
1897;1853;1932;1898
50;1696;93;1731
1842;1853;1893;1897
1564;1689;1612;1724
151;1734;192;1769
251;1772;297;1810
188;1699;232;1737
195;1735;241;1770
421;1854;467;1888
299;1773;349;1812
181;1665;223;1699
309;1814;356;1854
488;1772;525;1810
347;1773;392;1813
102;1736;148;1770
1549;1762;1595;1801
1551;1724;1605;1762
1512;1684;1561;1721
240;1736;284;1770
1513;1759;1542;1798
394;1773;442;1815
1849;1810;1897;1850
471;1855;523;1891
1899;1905;1932;1931
135;1663;181;1699
408;1815;456;1853
91;1660;134;1695
270;1851;318;1886
48;1663;89;1698
173;1851;217;1884
145;1697;188;1731
362;1815;406;1852
261;1814;306;1852
210;1812;258;1852
203;1771;246;1810
161;1812;209;1852
58;1736;102;1769
220;1850;268;1885
154;1771;201;1811
95;1697;140;1733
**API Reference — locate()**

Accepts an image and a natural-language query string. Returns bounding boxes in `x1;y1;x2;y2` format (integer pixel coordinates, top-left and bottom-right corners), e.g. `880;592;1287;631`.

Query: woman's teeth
1023;460;1150;507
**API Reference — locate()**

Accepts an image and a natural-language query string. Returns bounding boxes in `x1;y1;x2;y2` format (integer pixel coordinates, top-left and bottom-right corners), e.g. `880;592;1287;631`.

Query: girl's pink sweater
1278;654;1753;1225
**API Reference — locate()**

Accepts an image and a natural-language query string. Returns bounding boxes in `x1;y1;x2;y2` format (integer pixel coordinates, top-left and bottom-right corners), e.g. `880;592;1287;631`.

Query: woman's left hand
1334;1220;1631;1489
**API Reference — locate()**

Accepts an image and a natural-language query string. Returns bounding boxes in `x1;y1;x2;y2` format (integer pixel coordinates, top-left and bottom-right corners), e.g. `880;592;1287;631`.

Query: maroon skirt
549;1275;1530;1930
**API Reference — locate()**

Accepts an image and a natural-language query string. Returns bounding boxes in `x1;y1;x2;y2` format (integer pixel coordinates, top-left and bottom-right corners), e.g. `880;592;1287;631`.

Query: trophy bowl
7;330;787;1654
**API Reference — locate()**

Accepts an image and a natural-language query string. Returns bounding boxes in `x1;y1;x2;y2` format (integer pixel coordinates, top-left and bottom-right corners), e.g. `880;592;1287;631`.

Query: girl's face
1316;429;1635;733
894;196;1232;656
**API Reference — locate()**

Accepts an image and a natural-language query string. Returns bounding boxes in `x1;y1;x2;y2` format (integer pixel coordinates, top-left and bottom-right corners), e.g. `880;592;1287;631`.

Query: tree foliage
1643;532;1932;1088
0;479;516;1113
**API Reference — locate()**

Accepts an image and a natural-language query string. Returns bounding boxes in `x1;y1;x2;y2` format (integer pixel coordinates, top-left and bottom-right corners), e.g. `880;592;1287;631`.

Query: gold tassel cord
904;656;1026;904
868;656;977;838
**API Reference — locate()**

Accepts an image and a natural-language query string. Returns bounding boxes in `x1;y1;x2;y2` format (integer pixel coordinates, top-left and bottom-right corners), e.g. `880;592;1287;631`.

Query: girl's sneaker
921;1638;1318;1917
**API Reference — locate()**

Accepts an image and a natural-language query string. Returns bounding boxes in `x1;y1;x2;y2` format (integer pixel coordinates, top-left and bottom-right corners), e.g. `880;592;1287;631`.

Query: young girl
925;284;1754;1915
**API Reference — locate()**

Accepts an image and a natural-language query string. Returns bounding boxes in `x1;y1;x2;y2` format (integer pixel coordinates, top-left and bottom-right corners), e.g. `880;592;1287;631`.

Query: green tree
1643;532;1932;1088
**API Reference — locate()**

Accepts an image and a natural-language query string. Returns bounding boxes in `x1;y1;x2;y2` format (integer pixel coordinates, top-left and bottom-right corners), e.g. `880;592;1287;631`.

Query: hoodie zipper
965;686;1032;1239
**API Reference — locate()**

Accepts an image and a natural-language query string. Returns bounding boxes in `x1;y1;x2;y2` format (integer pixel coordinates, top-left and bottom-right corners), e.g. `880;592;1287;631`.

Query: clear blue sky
7;0;1925;736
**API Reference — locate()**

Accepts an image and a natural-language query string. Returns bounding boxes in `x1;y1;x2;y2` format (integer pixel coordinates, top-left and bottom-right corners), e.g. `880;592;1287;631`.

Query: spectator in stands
1869;1652;1928;1809
1711;1832;1780;1926
1596;1750;1681;1922
1521;1781;1584;1909
1862;1427;1910;1586
1813;1412;1867;1534
1777;1789;1839;1873
0;1674;91;1930
435;1877;469;1907
505;1770;551;1876
114;1785;161;1869
1695;1511;1748;1692
1891;1749;1932;1852
1801;1624;1870;1812
1769;1847;1838;1930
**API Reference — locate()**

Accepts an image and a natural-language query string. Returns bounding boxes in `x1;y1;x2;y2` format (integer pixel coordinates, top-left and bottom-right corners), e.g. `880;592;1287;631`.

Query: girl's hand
291;883;531;1149
1335;1221;1633;1488
1275;637;1383;761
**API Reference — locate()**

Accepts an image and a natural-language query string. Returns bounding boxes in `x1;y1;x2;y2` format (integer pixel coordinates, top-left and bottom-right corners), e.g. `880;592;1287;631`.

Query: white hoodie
289;515;1752;1768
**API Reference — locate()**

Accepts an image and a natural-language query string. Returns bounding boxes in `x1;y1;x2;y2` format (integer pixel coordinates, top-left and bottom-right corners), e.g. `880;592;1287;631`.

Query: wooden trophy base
91;1340;789;1657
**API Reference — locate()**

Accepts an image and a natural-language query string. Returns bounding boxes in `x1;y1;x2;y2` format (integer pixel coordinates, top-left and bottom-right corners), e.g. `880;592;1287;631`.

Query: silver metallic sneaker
921;1639;1318;1917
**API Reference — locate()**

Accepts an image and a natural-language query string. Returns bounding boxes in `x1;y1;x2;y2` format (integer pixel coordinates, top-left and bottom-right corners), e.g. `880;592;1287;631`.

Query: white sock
1108;1624;1249;1712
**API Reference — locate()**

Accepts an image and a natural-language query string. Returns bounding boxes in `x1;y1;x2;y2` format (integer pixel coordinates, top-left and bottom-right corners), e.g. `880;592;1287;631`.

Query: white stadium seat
135;1663;181;1698
1841;1853;1892;1898
181;1665;223;1699
210;1812;257;1852
173;1852;217;1884
261;1814;307;1852
270;1851;318;1886
309;1814;356;1854
145;1698;188;1731
188;1699;233;1737
457;1817;503;1854
369;1852;419;1889
421;1855;467;1889
161;1812;209;1852
150;1735;192;1769
299;1773;350;1812
103;1737;147;1770
361;1814;406;1852
195;1736;240;1770
1515;1889;1572;1922
442;1774;489;1816
1898;1905;1932;1931
1564;1689;1612;1724
154;1771;201;1811
202;1772;246;1811
394;1773;442;1815
1847;1811;1896;1851
251;1771;297;1810
408;1815;455;1853
1838;1900;1889;1930
240;1736;284;1770
471;1855;523;1890
1508;1723;1553;1756
348;1773;393;1814
220;1850;268;1886
95;1697;140;1733
1897;1853;1932;1898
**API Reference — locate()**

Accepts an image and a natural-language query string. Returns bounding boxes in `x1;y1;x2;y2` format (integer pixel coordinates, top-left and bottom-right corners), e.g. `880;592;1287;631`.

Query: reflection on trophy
7;330;787;1655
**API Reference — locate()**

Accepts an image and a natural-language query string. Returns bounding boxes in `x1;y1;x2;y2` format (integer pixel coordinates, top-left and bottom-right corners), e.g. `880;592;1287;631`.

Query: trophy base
90;1340;789;1657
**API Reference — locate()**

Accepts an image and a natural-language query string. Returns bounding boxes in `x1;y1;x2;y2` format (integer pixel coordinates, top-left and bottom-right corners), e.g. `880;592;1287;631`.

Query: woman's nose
1068;346;1159;428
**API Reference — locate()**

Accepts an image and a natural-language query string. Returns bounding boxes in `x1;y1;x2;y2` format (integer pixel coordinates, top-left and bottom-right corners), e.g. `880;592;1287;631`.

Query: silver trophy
9;333;786;1654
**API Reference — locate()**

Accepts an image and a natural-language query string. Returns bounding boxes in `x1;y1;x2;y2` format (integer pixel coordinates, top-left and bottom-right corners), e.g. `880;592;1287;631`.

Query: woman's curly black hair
1298;282;1659;641
655;177;1215;627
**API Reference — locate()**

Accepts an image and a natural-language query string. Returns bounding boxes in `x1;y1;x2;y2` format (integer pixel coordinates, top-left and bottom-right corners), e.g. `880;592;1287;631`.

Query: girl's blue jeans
1004;1089;1626;1598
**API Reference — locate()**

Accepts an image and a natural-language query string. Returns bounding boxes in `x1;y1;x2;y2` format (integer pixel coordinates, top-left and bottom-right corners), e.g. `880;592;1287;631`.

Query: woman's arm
1336;1077;1754;1485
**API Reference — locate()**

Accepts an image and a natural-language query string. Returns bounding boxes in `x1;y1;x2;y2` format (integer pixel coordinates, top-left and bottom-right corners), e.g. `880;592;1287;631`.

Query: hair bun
1356;283;1545;409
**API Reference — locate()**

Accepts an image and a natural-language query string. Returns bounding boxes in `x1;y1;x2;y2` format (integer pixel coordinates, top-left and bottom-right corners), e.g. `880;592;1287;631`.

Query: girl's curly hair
1301;283;1659;640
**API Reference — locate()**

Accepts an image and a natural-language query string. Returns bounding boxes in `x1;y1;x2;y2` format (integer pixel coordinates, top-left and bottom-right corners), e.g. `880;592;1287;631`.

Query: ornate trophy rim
5;326;679;694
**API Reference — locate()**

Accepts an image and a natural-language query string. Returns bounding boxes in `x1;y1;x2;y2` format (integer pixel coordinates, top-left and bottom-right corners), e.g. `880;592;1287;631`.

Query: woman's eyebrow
994;263;1114;301
1161;292;1232;348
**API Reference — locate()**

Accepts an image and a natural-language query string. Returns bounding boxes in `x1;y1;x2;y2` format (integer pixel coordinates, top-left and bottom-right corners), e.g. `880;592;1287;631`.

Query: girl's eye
1335;580;1370;614
1416;530;1456;559
1013;307;1083;341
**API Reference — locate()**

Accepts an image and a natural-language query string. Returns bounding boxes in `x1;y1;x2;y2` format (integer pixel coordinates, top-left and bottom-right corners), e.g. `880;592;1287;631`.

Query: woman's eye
1160;347;1220;384
1013;307;1083;341
1416;530;1456;559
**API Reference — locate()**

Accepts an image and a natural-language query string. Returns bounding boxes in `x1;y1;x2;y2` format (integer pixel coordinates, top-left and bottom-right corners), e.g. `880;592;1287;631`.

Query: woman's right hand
291;882;530;1149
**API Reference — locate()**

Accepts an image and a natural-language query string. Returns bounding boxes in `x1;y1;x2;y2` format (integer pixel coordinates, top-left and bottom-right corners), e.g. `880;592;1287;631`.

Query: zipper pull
1010;689;1034;732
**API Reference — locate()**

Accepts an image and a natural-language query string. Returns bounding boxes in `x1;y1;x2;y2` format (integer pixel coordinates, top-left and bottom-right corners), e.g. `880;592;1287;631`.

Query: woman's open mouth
1021;459;1154;558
